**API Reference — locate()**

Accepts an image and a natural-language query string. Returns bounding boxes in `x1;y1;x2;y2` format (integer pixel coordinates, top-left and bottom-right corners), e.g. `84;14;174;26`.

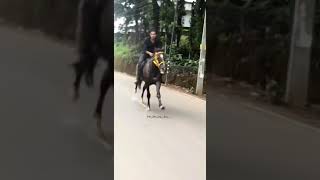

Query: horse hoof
146;107;150;111
160;105;165;110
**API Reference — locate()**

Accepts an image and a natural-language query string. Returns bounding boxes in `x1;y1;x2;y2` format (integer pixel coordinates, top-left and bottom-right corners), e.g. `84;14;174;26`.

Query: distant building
182;1;193;28
115;0;196;34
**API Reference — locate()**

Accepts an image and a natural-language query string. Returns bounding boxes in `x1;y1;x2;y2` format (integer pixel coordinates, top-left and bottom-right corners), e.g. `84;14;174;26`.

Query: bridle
153;52;165;69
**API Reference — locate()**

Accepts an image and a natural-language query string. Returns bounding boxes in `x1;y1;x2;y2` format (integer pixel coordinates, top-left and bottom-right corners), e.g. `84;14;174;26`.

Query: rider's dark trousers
138;54;146;67
136;54;147;81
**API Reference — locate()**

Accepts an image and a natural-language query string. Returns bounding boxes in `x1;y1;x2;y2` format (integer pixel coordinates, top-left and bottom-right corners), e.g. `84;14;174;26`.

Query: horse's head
153;51;166;74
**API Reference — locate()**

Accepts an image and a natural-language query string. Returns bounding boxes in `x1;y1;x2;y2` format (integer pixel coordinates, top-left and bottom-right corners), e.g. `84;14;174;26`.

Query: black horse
135;50;166;110
71;0;113;143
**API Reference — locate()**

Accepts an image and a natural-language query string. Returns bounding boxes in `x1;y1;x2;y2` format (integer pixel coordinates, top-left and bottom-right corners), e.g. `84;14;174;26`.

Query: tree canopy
115;0;206;59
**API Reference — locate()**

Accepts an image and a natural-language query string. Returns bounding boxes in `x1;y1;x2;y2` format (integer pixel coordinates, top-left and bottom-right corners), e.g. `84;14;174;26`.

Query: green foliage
115;0;155;37
114;42;139;64
208;0;293;96
178;35;192;56
160;0;175;44
168;44;198;69
189;0;205;57
176;0;186;47
115;0;205;60
172;57;198;68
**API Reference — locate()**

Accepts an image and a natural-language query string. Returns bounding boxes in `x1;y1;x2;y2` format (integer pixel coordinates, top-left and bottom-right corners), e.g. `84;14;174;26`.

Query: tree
190;0;205;57
151;0;161;33
160;0;175;45
208;0;293;91
176;0;186;47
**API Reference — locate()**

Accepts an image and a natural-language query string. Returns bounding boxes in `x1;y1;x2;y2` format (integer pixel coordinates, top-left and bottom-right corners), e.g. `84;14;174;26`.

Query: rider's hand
149;52;154;57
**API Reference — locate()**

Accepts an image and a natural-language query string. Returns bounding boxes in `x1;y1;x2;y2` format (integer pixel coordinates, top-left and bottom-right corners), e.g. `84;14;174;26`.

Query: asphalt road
114;72;206;180
4;23;320;180
0;26;113;180
208;87;320;180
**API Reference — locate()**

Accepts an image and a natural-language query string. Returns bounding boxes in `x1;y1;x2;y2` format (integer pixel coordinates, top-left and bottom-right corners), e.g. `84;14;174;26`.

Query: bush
114;42;139;64
178;35;192;57
167;44;199;69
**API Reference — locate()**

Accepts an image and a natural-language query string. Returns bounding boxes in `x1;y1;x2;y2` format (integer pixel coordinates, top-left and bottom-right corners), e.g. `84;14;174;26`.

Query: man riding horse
135;30;162;89
134;30;166;111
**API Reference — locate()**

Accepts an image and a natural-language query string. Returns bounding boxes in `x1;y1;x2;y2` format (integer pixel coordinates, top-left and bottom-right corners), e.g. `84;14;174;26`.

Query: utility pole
285;0;316;107
165;0;178;85
196;10;206;96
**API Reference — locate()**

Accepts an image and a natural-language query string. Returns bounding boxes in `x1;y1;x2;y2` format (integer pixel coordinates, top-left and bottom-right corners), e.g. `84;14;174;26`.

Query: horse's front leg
156;81;165;110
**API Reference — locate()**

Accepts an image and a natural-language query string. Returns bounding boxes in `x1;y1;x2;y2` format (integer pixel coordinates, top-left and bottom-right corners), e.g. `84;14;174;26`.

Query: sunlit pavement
114;72;206;180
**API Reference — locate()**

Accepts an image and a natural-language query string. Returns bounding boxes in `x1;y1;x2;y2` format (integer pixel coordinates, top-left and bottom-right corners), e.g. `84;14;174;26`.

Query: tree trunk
134;16;139;43
152;0;160;33
176;0;186;47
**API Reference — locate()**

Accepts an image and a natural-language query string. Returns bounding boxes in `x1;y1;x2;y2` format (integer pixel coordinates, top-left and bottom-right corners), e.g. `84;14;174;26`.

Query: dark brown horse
135;51;166;110
71;0;113;144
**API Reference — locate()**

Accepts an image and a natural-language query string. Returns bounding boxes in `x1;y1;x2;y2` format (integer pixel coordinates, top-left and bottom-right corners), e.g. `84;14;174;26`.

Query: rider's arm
143;39;148;54
146;51;153;57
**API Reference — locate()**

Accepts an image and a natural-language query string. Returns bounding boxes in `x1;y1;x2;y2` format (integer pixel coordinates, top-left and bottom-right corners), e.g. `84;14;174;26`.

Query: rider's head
149;30;157;41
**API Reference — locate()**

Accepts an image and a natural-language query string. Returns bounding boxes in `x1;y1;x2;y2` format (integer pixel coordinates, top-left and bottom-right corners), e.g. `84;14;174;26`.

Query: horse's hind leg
94;66;112;119
71;54;87;101
94;66;113;144
141;84;147;103
156;81;165;110
85;53;98;88
147;86;151;110
135;79;138;93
